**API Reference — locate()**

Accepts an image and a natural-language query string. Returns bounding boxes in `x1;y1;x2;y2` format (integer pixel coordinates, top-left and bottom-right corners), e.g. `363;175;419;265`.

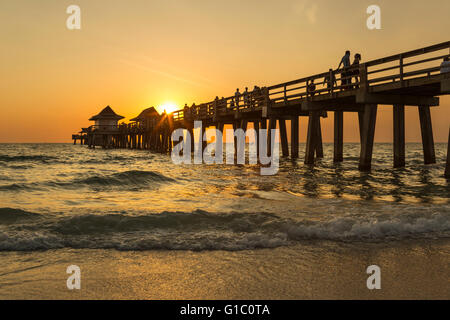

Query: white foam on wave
0;210;448;251
283;212;450;241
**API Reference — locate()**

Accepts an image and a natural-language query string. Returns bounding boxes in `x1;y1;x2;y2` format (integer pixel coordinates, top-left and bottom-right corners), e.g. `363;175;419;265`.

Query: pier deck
73;41;450;173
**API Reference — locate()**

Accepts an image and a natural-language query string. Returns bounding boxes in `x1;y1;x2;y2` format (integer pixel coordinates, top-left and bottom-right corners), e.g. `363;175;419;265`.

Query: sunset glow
0;0;449;143
157;102;179;114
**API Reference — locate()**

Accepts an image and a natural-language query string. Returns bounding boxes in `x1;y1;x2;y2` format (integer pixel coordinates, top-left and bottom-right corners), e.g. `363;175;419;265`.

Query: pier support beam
232;122;239;156
201;126;207;152
291;116;299;159
393;104;405;168
240;119;248;132
267;117;276;156
358;110;364;144
418;106;436;164
253;121;260;159
305;111;320;165
359;104;378;172
279;119;289;157
445;128;450;178
334;111;344;162
188;128;195;153
315;118;323;158
260;119;267;130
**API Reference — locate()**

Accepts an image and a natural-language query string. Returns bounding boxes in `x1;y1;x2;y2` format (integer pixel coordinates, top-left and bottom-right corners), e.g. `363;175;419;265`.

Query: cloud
117;58;208;88
293;0;319;24
306;4;318;24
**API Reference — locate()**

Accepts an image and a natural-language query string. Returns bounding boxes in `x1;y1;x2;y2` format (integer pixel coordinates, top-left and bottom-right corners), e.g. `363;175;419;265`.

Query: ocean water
0;143;448;252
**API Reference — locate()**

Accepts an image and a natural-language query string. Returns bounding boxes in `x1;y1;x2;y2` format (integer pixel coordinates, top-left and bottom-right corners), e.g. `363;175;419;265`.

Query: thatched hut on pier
86;106;125;148
89;106;125;131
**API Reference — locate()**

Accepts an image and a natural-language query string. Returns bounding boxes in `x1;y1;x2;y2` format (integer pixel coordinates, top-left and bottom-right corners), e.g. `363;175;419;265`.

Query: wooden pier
73;41;450;173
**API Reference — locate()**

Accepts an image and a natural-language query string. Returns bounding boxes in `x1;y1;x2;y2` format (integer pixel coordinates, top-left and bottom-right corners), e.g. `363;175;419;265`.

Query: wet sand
0;239;448;300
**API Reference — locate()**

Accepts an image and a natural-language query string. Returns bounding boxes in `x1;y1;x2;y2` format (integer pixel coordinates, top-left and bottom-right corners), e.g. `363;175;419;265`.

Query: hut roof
89;106;125;121
130;107;160;122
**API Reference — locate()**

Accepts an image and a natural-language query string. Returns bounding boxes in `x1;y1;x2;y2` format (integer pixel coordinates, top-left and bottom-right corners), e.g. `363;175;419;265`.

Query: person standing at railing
323;69;337;93
350;53;362;89
219;97;226;112
229;99;235;109
337;50;351;90
252;86;261;108
184;103;190;119
234;88;241;108
441;57;450;74
307;79;316;97
243;87;249;107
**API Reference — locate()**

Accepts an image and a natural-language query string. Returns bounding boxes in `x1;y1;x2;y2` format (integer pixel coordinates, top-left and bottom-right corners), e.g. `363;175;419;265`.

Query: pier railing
170;41;449;123
88;125;122;132
365;41;450;86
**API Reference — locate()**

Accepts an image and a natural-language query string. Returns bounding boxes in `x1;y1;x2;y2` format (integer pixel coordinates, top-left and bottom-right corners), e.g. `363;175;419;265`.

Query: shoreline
1;239;448;300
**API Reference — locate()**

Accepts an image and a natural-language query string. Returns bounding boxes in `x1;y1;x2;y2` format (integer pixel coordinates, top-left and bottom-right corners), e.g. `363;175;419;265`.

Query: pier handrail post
359;63;368;93
399;54;404;87
213;98;218;122
330;69;334;95
261;87;271;118
306;79;310;99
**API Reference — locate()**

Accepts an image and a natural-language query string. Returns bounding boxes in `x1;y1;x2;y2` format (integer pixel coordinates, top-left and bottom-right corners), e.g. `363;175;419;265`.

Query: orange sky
0;0;449;142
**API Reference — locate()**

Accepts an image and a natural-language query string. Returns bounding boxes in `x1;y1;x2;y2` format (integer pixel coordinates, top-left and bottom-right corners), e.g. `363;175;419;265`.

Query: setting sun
157;102;179;114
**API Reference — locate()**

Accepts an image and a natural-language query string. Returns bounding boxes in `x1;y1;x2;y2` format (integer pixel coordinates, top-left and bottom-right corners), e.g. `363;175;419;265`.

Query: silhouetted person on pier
308;79;316;97
219;97;226;112
350;53;362;88
338;50;351;89
441;57;450;73
252;86;261;108
323;69;337;93
235;88;240;108
243;87;249;107
184;103;190;119
338;50;351;69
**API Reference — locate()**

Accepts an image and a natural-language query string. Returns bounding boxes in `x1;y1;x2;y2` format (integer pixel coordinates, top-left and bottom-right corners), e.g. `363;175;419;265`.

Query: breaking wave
72;170;175;187
0;208;41;225
0;155;56;163
0;210;448;251
0;170;175;192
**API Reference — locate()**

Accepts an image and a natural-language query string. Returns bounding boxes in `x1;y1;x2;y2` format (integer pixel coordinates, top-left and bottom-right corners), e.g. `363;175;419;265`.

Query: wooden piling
358;110;364;144
218;122;224;133
359;104;378;172
393;104;405;168
188;128;195;153
267;117;277;156
253;121;260;159
260;119;267;130
334;111;343;162
305;111;320;164
201;126;207;152
418;106;436;164
315;117;324;158
240;119;248;132
445;128;450;178
291;116;299;159
279;119;289;157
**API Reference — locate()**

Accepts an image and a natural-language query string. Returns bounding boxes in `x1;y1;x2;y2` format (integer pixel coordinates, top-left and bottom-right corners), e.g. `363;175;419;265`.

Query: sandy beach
1;240;448;300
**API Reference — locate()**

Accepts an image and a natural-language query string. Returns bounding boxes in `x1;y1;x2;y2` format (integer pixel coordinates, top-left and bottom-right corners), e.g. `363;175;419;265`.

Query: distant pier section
73;41;450;174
